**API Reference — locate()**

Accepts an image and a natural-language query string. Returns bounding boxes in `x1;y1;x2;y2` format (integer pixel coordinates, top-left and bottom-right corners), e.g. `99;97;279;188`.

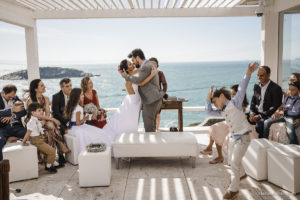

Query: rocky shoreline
0;67;93;80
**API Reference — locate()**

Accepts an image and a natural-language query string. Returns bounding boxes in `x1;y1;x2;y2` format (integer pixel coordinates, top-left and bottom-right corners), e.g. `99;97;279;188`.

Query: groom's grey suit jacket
124;60;164;104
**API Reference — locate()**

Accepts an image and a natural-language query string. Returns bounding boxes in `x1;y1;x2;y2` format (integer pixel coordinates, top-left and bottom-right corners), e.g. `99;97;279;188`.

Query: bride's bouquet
84;103;107;122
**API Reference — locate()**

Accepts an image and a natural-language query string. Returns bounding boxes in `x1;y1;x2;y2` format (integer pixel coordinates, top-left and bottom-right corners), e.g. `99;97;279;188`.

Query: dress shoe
58;155;67;164
240;174;247;180
55;162;65;168
45;166;57;173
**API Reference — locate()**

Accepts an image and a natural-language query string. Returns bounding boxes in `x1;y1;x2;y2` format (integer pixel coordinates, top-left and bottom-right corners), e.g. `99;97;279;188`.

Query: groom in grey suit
121;48;164;132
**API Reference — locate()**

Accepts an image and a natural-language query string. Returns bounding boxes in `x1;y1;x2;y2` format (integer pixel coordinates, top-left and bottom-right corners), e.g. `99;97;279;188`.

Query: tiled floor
9;134;300;200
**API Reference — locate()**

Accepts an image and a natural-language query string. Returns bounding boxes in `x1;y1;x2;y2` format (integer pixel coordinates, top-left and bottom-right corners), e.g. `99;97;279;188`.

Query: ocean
1;60;299;128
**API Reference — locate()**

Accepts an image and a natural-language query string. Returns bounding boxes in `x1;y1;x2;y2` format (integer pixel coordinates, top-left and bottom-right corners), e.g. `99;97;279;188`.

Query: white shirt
1;94;14;109
258;80;271;113
71;105;84;122
27;116;44;137
63;93;69;107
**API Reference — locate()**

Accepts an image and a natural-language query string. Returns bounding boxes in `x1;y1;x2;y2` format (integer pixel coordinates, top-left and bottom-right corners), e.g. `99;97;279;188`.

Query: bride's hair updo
120;59;129;74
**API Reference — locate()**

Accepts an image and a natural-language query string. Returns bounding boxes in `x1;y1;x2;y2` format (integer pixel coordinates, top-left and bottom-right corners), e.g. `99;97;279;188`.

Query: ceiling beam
111;0;119;9
128;0;134;9
94;0;104;9
179;0;188;8
164;0;170;8
0;0;35;27
35;6;257;18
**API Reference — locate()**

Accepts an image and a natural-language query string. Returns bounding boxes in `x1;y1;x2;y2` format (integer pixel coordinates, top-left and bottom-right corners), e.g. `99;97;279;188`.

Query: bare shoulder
125;81;135;94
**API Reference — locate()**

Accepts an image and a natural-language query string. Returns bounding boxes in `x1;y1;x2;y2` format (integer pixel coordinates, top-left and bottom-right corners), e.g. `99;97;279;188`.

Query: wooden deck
9;134;300;200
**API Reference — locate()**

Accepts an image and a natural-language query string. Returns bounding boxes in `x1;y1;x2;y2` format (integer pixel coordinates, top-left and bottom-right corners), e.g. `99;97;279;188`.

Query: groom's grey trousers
142;99;162;132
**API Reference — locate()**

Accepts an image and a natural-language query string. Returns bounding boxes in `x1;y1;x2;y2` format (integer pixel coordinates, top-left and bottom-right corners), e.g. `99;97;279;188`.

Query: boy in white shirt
22;102;59;173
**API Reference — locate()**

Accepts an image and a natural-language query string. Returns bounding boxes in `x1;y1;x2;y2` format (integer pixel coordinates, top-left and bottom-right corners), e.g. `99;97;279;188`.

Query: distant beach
0;60;299;128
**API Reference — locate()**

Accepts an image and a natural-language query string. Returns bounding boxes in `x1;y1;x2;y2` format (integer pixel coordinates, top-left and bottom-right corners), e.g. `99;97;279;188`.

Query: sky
0;16;263;65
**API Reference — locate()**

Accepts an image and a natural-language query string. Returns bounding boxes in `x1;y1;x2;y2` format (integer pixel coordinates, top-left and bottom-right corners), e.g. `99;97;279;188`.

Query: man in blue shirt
263;81;300;144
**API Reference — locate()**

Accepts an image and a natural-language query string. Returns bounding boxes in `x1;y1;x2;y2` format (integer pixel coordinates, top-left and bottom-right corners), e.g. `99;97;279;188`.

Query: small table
161;98;188;132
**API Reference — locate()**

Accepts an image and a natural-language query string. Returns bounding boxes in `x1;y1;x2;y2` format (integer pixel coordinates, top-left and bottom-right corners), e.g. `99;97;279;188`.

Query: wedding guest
201;84;249;164
26;79;69;166
248;66;283;138
149;57;167;132
52;78;72;165
263;81;300;144
290;72;300;83
0;84;26;161
206;62;259;199
81;77;107;128
64;88;110;152
22;103;59;173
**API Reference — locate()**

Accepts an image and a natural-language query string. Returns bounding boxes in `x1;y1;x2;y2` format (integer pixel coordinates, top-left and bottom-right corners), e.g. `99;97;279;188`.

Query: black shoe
55;162;65;169
45;166;57;173
58;155;67;164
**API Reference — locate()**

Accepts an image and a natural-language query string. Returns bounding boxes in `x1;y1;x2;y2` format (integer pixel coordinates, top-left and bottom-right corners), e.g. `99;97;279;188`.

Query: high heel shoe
209;157;224;164
200;149;213;155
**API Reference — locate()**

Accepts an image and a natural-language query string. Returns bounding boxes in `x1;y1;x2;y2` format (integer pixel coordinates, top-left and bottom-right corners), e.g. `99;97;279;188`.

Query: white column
25;20;40;82
260;1;281;83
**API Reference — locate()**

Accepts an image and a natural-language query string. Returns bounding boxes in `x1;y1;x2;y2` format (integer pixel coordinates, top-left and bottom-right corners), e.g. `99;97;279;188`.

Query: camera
255;0;264;17
255;6;264;17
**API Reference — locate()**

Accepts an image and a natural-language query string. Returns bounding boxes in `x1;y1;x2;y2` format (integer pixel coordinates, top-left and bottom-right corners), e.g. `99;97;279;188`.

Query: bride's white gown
69;84;141;152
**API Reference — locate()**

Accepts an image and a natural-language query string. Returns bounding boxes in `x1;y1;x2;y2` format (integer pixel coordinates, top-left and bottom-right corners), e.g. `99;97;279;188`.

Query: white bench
113;132;199;168
268;144;300;194
64;134;80;165
3;142;38;182
241;139;282;181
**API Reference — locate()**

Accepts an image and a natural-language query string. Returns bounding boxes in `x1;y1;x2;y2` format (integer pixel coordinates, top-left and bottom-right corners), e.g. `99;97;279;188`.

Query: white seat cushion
3;142;38;182
64;134;80;165
241;138;281;181
267;144;300;194
79;147;111;187
113;132;199;158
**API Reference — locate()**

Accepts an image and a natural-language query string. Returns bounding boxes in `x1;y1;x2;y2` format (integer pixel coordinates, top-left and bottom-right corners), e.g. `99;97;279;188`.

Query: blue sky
0;17;262;64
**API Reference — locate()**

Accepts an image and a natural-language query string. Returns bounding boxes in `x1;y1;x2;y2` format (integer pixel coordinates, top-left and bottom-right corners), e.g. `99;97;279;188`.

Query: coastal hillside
0;67;93;80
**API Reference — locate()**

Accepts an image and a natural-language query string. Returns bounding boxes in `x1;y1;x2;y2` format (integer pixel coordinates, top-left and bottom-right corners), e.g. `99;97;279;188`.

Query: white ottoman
113;132;199;168
78;147;111;187
64;134;80;165
267;144;300;194
3;142;38;182
241;138;281;181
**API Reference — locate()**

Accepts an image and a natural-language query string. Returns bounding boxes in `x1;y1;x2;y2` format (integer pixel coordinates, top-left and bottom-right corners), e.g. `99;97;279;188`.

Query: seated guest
283;72;300;97
26;79;69;166
290;72;300;83
149;57;167;132
81;77;107;128
201;84;248;164
52;78;72;164
22;103;60;173
249;66;283;138
263;81;300;144
0;84;27;161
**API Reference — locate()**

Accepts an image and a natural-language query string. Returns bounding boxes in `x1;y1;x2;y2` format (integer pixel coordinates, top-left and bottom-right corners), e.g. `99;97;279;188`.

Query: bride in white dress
65;60;157;152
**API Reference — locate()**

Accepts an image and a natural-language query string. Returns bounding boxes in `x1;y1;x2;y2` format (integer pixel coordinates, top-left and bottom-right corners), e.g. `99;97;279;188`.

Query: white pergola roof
1;0;260;21
1;0;300;82
15;0;258;11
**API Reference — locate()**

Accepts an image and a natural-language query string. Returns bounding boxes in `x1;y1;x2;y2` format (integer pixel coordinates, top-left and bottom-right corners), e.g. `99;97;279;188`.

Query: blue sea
1;60;299;128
